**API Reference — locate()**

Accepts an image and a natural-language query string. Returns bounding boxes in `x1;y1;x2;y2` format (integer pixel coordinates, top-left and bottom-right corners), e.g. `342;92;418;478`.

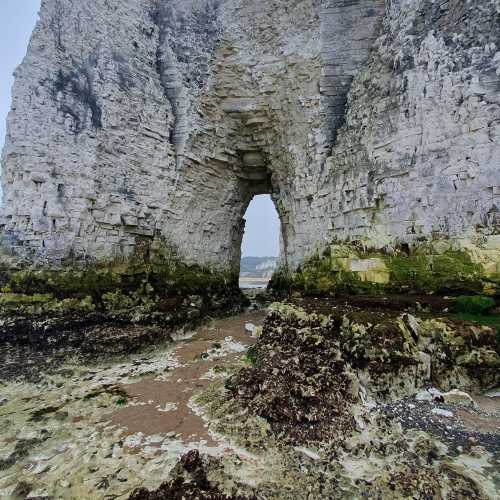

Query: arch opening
239;194;281;289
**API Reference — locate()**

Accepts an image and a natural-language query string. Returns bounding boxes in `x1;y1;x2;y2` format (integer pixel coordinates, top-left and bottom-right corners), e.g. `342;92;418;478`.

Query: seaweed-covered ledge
181;300;500;498
0;241;245;380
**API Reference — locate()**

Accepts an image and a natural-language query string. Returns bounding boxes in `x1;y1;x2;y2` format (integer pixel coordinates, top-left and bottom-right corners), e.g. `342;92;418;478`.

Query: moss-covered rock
269;240;500;297
0;246;245;358
452;295;496;315
0;293;96;316
0;254;241;317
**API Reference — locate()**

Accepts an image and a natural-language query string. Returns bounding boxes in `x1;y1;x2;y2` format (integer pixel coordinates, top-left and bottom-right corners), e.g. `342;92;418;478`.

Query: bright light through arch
240;194;280;289
241;194;280;258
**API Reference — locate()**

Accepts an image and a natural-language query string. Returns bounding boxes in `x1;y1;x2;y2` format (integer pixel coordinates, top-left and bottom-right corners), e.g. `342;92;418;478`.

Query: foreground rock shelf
0;311;264;498
0;0;499;496
1;297;499;498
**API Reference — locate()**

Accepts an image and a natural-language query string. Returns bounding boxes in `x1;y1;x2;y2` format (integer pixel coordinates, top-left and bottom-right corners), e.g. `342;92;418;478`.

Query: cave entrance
239;194;281;289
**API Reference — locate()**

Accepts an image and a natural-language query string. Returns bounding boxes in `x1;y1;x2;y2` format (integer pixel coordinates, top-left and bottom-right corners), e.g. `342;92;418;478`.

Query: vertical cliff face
162;0;326;268
314;0;500;254
1;0;499;273
1;0;176;264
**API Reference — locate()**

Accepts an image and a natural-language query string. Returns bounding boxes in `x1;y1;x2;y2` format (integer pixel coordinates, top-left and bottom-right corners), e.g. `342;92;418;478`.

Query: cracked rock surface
1;0;498;269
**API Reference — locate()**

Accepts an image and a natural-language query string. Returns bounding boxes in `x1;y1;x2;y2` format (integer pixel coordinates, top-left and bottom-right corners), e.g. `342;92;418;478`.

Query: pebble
244;323;257;335
415;387;443;402
415;389;434;401
381;397;500;456
485;388;500;398
432;408;454;418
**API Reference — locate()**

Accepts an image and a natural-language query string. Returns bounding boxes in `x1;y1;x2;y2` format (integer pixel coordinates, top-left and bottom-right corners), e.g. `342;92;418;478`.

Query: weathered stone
442;389;476;408
431;408;454;418
0;0;497;280
244;322;256;335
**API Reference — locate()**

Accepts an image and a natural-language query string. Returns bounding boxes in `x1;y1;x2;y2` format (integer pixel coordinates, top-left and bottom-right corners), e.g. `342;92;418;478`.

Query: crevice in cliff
150;0;223;166
48;0;66;52
320;0;385;148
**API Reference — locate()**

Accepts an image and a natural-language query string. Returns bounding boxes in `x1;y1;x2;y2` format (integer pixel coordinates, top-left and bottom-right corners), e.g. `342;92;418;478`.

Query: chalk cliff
1;0;499;279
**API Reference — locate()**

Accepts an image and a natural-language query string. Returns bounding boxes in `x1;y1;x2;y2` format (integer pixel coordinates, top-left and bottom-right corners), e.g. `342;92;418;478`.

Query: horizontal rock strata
1;0;497;282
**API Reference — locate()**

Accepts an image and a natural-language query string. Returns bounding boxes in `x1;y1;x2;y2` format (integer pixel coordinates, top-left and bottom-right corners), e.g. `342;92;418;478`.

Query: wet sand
109;311;265;446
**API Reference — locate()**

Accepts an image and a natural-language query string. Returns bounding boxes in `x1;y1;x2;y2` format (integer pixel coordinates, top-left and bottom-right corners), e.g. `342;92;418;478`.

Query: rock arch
1;0;498;279
1;0;337;270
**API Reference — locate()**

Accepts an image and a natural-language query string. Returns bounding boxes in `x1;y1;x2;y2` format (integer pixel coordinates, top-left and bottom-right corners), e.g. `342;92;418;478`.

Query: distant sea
239;278;269;289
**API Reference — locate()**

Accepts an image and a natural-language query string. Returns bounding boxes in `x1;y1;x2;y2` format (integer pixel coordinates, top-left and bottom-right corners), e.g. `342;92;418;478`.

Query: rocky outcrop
0;252;244;379
189;298;500;498
0;0;499;288
128;450;251;500
1;0;326;268
228;301;500;443
269;241;500;296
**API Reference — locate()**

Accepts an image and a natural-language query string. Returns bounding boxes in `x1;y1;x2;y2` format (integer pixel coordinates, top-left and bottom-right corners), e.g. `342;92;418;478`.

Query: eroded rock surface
1;0;498;273
0;1;500;498
128;450;252;500
227;301;500;442
0;312;264;498
0;299;499;498
188;300;500;498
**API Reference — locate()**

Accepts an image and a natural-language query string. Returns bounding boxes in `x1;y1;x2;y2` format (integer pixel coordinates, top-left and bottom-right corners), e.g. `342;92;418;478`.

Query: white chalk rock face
1;0;498;269
318;0;500;253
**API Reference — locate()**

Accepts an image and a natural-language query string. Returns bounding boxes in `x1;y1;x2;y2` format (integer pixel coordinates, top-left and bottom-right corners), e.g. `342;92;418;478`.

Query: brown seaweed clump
226;306;357;443
128;450;253;500
226;301;500;444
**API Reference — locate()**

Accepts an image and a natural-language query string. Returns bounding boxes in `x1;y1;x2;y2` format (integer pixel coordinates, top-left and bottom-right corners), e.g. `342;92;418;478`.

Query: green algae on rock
269;241;500;297
0;244;242;309
452;295;496;316
0;246;246;374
